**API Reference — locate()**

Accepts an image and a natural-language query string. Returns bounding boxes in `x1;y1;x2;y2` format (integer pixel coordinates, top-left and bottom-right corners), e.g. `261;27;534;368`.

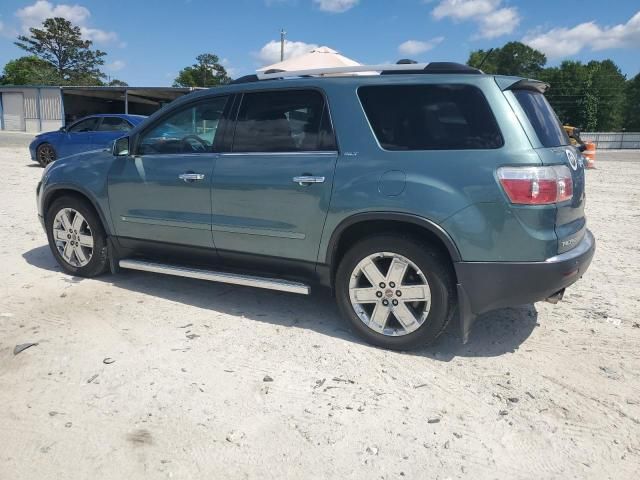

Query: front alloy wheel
46;196;109;277
37;144;56;167
52;208;94;267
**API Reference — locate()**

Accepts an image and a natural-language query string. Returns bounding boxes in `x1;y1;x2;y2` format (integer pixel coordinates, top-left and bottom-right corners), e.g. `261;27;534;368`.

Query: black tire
36;143;57;167
335;234;455;350
45;195;109;277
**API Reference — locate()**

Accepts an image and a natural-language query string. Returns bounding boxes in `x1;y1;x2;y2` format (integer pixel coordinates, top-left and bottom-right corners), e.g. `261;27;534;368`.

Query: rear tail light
497;165;573;205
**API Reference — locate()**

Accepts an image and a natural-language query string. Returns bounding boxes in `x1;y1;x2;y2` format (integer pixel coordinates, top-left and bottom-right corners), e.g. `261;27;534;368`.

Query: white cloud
313;0;359;13
80;26;118;44
255;39;319;66
431;0;520;39
220;57;239;78
105;59;125;71
16;0;89;29
477;7;520;38
15;1;123;46
398;37;444;56
432;0;499;21
523;11;640;58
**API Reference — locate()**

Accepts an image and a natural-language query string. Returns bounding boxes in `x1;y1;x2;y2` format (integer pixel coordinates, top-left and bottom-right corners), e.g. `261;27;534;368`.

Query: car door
94;117;133;150
63;117;99;156
108;95;230;250
212;89;338;265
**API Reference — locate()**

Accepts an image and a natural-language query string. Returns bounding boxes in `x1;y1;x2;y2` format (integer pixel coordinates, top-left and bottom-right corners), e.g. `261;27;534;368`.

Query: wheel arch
35;140;57;154
325;212;461;287
43;186;112;236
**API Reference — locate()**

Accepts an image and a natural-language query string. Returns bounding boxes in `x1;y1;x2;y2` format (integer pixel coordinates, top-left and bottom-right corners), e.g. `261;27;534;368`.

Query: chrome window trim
220;151;338;157
133;152;220;159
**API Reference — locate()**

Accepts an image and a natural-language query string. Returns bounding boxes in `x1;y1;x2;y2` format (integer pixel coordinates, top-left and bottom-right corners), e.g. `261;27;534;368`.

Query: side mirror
578;144;587;153
59;126;67;132
113;136;130;156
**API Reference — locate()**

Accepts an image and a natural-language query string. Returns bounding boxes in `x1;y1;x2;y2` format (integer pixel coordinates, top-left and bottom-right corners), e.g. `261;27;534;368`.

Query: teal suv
36;62;595;350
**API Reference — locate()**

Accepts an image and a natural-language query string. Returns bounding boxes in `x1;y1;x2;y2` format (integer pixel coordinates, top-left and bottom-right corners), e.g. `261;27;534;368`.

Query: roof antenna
477;48;493;71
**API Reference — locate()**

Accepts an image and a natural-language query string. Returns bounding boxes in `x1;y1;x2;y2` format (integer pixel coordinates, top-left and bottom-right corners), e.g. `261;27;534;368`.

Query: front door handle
293;175;325;186
179;172;205;183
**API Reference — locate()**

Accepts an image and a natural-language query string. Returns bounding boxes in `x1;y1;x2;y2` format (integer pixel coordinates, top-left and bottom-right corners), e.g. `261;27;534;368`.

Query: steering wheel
180;134;209;153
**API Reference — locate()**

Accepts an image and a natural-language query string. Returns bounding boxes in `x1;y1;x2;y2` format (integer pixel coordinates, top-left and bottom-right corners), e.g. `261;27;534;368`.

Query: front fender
40;150;115;234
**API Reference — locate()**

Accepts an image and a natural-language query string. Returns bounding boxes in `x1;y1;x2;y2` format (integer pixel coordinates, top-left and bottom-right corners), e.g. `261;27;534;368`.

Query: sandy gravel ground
0;135;639;479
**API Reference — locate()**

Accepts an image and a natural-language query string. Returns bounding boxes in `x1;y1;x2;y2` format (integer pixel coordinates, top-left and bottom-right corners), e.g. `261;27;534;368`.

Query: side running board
119;259;310;295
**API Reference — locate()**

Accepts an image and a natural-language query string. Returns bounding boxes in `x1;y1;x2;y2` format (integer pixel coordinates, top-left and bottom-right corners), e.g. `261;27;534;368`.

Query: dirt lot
1;133;639;479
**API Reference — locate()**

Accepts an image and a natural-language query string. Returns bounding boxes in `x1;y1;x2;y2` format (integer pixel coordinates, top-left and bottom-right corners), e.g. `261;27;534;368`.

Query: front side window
98;117;132;132
513;90;569;148
138;96;228;155
232;90;336;152
358;84;503;150
69;117;99;133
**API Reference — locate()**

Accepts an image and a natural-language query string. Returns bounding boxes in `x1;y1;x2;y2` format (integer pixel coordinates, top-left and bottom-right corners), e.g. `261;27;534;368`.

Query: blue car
30;114;146;166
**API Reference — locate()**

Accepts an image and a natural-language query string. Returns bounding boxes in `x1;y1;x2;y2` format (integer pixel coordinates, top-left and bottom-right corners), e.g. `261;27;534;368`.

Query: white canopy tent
257;46;374;76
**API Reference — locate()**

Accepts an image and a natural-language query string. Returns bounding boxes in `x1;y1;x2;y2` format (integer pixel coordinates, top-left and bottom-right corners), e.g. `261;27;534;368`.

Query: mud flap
107;236;120;274
457;283;477;344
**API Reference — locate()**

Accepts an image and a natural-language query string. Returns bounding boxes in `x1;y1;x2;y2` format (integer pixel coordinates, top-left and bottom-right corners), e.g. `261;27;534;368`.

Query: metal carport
0;85;200;133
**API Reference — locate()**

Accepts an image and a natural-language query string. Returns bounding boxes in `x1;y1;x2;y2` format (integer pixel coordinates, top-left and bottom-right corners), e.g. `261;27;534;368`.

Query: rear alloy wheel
349;252;431;336
336;235;455;350
46;196;109;277
37;143;56;167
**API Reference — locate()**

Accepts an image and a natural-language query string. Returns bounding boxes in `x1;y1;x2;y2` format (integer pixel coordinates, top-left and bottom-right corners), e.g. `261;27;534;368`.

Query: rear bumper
455;229;595;341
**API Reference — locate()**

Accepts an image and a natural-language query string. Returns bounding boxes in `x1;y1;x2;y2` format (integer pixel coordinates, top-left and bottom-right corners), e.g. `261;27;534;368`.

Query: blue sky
0;0;638;85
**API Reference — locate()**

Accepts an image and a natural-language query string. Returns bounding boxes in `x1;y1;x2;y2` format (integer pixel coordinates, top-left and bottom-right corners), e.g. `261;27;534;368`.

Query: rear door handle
179;172;205;182
293;175;325;186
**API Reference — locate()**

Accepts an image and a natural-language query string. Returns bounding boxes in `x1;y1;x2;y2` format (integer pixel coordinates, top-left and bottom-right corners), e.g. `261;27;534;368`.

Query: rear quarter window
513;90;569;148
357;84;503;151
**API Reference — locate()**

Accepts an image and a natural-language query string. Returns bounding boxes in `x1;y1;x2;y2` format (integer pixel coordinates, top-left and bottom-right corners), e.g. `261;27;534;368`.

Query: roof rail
381;62;481;75
255;62;481;80
230;74;260;84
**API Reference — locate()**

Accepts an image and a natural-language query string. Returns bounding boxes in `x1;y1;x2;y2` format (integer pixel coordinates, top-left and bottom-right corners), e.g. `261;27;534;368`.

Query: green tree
108;79;128;86
467;41;546;78
15;17;106;85
0;56;58;85
624;73;640;130
539;61;590;128
588;60;626;131
173;53;230;87
541;60;626;130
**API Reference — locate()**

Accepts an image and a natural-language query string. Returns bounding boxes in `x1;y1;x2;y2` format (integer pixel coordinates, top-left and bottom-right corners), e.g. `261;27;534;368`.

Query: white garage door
2;93;25;131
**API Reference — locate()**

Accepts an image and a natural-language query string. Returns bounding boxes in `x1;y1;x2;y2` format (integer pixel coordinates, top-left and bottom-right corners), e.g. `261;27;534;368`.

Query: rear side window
232;90;336;152
513;90;569;148
69;117;99;132
358;84;503;150
98;117;132;132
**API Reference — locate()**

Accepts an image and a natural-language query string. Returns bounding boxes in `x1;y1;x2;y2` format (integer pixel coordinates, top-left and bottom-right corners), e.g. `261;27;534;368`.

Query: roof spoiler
497;77;549;93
